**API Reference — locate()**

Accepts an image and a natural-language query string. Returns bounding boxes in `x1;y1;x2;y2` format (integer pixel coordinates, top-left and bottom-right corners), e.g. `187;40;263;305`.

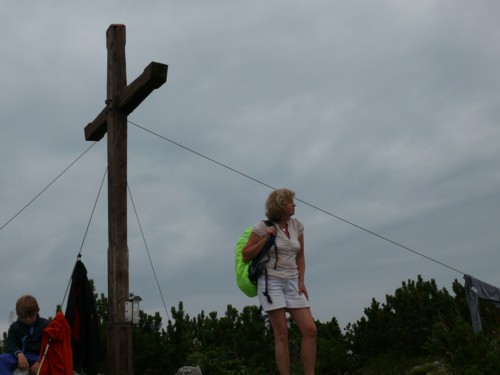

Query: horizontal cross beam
84;61;168;141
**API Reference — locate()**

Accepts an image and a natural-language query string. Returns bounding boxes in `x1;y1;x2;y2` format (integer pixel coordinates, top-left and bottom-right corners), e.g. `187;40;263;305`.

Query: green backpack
234;221;276;299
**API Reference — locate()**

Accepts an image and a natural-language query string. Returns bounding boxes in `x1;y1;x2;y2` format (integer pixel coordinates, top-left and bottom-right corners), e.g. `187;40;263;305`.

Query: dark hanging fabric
64;260;102;375
463;274;500;333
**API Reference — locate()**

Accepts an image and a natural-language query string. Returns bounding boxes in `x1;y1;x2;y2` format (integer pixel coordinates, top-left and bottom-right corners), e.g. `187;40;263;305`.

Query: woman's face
282;198;296;217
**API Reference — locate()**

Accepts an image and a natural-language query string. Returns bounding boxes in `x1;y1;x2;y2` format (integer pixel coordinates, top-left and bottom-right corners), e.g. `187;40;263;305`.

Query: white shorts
258;275;310;312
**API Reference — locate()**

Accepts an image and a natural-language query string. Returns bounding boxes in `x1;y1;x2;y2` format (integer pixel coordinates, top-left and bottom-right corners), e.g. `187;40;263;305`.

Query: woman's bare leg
268;308;290;375
289;307;317;375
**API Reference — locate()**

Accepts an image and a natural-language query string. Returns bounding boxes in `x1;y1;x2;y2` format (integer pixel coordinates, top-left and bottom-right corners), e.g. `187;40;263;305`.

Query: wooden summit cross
84;24;167;375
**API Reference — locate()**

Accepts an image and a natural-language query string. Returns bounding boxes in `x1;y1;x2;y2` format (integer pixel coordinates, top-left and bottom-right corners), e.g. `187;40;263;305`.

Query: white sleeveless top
252;217;304;280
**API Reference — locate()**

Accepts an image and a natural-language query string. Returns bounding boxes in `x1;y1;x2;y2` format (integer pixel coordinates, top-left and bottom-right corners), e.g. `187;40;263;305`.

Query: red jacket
39;311;73;375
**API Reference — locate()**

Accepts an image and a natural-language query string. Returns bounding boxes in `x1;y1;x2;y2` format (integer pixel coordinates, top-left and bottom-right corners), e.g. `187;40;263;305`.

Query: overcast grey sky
1;1;499;335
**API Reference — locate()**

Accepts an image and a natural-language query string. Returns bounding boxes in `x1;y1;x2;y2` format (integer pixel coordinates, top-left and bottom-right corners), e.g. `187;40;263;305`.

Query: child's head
16;295;40;323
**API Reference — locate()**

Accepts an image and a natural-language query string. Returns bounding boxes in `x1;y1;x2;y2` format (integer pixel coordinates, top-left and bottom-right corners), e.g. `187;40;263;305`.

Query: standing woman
242;188;317;375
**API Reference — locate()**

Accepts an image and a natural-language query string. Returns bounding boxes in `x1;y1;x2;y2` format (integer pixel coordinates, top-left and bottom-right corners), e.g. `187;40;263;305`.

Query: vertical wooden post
106;24;132;375
84;24;167;375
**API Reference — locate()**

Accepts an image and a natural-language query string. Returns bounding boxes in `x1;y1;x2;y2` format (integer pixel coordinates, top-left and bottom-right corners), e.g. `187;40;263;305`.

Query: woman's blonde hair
265;188;296;222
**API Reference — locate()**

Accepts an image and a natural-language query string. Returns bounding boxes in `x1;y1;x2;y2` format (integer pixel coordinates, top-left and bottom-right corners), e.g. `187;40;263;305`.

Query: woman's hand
265;225;276;237
299;282;309;300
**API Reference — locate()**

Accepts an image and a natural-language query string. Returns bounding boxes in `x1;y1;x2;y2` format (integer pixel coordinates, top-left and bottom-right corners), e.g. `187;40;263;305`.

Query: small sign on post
125;296;142;324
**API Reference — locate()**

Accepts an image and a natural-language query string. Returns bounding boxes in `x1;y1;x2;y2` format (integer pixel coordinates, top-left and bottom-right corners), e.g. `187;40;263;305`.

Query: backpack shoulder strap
261;220;279;269
263;219;275;227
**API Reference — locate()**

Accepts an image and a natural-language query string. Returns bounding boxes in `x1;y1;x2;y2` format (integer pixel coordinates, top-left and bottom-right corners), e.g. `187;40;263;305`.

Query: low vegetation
2;275;499;374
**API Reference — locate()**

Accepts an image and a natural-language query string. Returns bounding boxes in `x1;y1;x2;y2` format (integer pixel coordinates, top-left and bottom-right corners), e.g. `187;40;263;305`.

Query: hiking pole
35;337;52;375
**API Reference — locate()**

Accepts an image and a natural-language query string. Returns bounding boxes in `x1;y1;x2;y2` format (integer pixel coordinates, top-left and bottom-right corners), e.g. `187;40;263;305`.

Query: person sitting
0;295;49;375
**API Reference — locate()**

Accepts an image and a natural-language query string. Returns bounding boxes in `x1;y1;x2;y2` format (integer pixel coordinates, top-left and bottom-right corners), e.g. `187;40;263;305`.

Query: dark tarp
64;260;102;375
